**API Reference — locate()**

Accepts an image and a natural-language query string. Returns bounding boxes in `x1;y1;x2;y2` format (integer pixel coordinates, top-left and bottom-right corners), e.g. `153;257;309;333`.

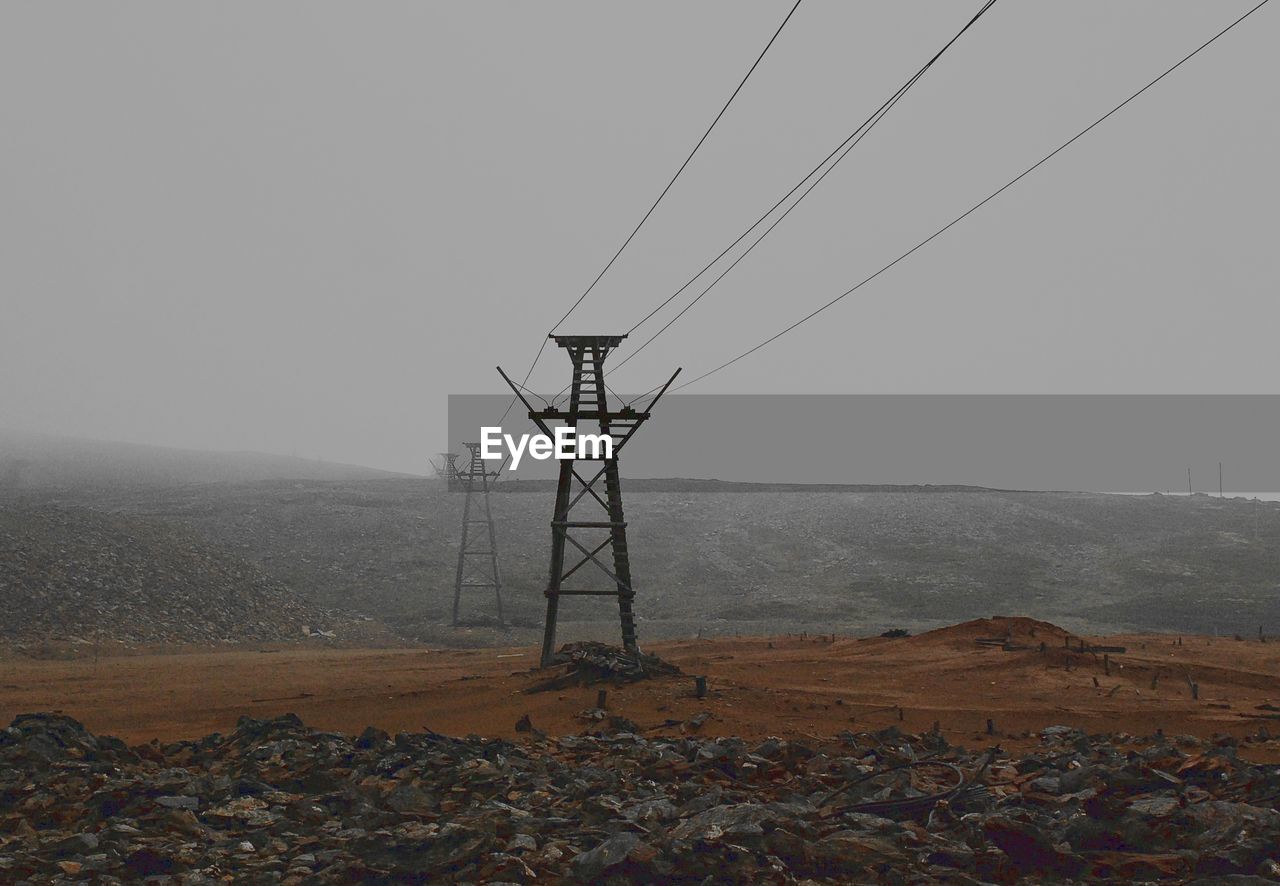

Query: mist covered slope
0;429;417;491
6;435;1279;643
41;475;1280;643
0;502;341;648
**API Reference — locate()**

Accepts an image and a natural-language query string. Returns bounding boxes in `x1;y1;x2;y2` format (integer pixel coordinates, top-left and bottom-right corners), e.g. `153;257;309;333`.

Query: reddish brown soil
4;618;1280;758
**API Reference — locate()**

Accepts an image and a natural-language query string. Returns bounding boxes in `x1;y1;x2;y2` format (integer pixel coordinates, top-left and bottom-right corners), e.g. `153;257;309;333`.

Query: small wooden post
596;689;608;709
694;676;708;699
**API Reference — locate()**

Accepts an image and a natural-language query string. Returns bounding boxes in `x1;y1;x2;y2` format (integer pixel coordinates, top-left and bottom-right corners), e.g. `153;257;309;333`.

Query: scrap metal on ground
526;641;682;692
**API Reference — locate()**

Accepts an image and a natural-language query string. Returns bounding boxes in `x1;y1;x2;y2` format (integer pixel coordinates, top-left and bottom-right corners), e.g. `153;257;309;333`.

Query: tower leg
604;459;638;652
541;459;574;666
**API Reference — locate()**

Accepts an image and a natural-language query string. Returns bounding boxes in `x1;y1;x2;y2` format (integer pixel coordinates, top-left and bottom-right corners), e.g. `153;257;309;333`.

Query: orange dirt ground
4;618;1280;759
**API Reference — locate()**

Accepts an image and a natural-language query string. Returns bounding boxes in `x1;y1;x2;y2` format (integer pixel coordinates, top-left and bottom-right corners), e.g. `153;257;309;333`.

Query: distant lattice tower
452;442;504;625
432;452;462;491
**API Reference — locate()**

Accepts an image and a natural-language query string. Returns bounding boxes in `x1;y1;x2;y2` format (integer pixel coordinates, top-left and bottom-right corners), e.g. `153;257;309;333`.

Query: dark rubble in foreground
3;713;1280;883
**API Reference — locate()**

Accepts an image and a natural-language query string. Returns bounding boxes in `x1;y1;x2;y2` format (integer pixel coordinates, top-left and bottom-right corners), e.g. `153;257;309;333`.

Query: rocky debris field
4;711;1280;882
0;504;338;649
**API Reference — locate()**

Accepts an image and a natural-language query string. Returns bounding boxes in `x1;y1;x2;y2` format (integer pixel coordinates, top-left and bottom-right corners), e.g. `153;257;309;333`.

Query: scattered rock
4;712;1280;881
571;832;642;879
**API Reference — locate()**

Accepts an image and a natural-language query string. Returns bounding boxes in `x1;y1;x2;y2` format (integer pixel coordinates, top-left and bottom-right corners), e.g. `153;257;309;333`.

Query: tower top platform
549;334;627;349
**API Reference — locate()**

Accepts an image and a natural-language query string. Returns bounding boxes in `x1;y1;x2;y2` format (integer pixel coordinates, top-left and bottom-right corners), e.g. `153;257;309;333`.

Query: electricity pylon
500;334;679;666
431;452;461;489
451;442;504;626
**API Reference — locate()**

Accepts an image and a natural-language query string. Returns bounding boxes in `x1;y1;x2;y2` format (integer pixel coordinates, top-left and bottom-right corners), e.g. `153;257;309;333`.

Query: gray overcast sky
2;2;1276;474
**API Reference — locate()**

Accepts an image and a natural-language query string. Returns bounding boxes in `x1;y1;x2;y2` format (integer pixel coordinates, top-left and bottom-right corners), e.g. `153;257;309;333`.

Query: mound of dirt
0;503;339;648
916;616;1072;646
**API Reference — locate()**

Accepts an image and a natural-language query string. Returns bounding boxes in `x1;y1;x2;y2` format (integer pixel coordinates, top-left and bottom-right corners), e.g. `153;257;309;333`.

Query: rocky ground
0;504;344;650
4;709;1280;883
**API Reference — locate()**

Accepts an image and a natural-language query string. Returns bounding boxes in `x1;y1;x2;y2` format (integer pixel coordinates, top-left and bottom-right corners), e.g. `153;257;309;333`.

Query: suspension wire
621;0;999;342
519;1;991;416
609;62;921;378
507;376;552;410
627;380;669;409
495;0;804;424
668;0;1273;395
550;0;804;334
603;378;626;407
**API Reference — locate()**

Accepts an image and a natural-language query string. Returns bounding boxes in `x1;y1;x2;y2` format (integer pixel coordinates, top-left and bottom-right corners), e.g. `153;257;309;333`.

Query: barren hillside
34;478;1280;644
0;503;344;649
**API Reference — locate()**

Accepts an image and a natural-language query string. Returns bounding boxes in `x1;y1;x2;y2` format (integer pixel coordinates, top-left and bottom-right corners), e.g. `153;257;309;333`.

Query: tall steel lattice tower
452;442;504;626
501;334;679;666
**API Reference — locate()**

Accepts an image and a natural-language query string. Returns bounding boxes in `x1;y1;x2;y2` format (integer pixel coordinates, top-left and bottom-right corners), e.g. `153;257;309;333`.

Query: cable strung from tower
666;0;1273;395
607;0;1000;379
496;0;804;424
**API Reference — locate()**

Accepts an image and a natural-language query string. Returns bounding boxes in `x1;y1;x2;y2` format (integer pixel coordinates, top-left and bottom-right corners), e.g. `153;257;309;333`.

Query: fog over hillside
5;434;1269;646
0;429;419;492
